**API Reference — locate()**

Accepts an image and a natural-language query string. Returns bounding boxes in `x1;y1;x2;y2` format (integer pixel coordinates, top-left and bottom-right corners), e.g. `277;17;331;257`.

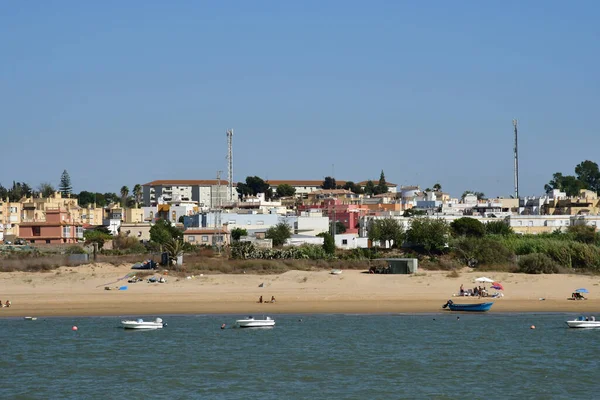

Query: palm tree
120;186;129;208
132;184;142;208
164;238;184;270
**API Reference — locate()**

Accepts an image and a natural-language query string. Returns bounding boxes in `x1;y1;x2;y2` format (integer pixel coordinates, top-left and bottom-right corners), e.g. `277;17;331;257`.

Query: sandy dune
1;263;599;317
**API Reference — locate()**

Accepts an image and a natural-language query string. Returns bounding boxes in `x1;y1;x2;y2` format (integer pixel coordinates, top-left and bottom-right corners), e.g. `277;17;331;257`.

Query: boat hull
236;318;276;328
121;318;163;329
445;302;493;312
566;320;600;329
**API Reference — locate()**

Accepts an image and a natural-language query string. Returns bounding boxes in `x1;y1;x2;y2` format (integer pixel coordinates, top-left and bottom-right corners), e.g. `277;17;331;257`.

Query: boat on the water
331;269;342;275
236;316;275;328
23;317;37;321
121;318;164;329
443;299;493;312
566;316;600;329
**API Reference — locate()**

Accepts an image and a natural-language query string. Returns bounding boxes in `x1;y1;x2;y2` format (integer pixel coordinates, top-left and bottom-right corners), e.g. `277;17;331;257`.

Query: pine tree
59;170;72;197
376;170;389;195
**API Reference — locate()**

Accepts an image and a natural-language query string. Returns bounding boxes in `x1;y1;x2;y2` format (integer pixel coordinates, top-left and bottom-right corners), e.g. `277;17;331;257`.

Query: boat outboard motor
442;300;453;309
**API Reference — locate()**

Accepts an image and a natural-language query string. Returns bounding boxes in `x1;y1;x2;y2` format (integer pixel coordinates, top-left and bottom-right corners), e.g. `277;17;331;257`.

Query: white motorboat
236;316;275;328
566;317;600;329
330;269;342;275
121;318;164;330
24;316;37;321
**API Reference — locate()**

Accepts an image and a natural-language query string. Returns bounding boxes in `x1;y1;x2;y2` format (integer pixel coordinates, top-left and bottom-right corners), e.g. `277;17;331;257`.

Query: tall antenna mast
513;119;519;199
215;170;223;254
226;129;234;203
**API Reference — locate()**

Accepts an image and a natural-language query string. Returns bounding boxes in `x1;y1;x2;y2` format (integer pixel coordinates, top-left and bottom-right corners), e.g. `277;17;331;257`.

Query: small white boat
236;316;275;328
24;317;37;321
330;269;342;275
121;318;164;330
566;317;600;329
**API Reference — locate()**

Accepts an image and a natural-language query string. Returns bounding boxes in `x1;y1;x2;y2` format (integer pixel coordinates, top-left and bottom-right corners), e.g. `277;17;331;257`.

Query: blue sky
1;1;599;197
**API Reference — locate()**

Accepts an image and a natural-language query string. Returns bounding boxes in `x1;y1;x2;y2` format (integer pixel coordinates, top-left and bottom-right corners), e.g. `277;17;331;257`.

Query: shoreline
1;264;599;318
2;299;600;318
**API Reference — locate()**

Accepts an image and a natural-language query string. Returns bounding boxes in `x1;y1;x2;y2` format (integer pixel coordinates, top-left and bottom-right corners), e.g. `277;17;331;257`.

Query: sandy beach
1;264;599;317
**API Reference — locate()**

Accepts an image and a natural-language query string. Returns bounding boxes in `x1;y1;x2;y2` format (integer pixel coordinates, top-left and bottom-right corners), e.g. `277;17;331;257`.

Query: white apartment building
142;180;237;208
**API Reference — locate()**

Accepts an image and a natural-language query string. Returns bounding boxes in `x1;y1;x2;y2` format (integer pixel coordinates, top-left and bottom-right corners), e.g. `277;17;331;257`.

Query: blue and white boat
443;300;493;312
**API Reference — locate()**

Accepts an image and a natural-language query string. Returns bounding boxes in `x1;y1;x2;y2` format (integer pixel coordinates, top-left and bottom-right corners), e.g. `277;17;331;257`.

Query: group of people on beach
258;296;276;303
459;284;488;298
0;300;11;308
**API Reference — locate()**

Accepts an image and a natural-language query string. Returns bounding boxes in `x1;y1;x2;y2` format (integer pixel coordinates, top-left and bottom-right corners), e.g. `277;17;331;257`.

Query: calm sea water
1;313;599;399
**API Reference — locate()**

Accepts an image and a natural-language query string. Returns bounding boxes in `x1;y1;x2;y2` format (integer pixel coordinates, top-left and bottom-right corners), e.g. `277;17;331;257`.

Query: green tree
364;180;376;196
321;232;335;255
7;181;32;201
433;183;442;191
368;218;405;248
575;160;600;194
104;192;120;205
567;225;598;244
322;176;337;190
335;221;347;234
375;170;389;195
276;184;296;198
0;184;7;199
544;172;586;196
78;191;96;207
342;181;363;194
406;217;449;253
485;220;514;236
164;238;184;269
265;222;292;246
150;219;182;245
237;176;271;199
59;170;72;197
38;182;55;198
120;186;129;207
450;217;485;237
83;229;113;249
231;227;248;241
133;184;143;207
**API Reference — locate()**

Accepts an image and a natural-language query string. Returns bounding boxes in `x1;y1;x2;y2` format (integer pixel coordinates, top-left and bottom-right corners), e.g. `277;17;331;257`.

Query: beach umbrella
491;282;504;290
475;277;494;283
575;288;589;293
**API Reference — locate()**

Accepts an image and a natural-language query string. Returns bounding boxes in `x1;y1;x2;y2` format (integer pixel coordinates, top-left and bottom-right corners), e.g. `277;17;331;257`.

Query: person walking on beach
258;296;263;303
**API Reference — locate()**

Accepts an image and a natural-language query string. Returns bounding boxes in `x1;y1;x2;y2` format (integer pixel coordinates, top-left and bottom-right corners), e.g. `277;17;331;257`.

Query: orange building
18;208;83;244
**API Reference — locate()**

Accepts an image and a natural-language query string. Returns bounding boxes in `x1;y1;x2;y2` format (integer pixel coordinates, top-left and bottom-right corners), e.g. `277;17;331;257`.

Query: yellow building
20;192;104;226
543;189;600;216
0;199;22;239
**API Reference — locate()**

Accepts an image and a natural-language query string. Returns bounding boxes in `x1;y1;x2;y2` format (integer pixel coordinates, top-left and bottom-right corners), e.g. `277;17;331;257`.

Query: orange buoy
530;325;536;329
72;326;78;331
221;324;226;329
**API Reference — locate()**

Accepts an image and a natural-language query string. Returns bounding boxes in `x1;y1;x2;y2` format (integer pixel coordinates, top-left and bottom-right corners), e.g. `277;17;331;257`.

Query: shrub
485;220;514;236
450;217;485;237
453;237;514;267
518;253;560;274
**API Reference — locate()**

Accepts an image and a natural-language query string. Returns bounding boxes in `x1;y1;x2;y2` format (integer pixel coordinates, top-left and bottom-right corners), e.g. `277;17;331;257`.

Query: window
63;226;71;237
188;236;196;242
342;239;348;245
9;206;18;213
202;236;209;242
30;240;35;244
228;220;236;225
46;240;51;244
33;227;41;236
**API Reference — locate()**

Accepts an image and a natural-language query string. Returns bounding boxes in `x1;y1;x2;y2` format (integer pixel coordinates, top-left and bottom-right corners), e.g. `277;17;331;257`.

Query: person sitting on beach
270;296;276;303
258;296;263;303
5;300;10;308
459;284;465;296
